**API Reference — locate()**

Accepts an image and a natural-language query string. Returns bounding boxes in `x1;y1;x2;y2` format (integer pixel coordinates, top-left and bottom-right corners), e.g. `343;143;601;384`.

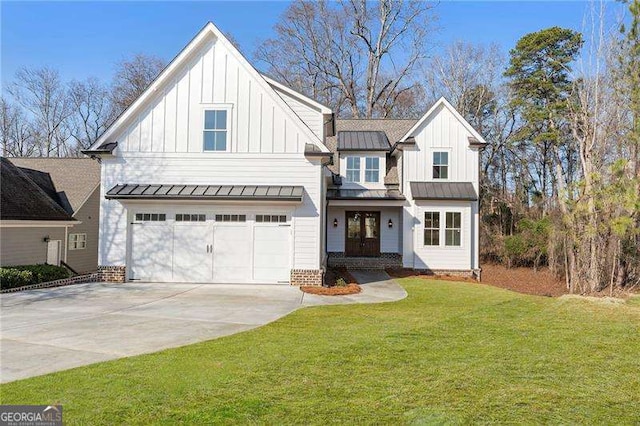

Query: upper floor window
433;152;449;179
203;110;228;151
365;157;380;183
445;212;461;246
346;157;361;183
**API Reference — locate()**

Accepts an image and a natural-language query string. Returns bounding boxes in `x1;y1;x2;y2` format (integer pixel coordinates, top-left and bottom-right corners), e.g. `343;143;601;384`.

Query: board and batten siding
271;87;324;140
401;102;480;270
113;37;318;155
326;206;401;254
98;155;324;271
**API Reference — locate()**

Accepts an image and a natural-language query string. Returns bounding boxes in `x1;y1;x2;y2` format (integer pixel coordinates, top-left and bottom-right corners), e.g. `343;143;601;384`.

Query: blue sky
0;1;625;88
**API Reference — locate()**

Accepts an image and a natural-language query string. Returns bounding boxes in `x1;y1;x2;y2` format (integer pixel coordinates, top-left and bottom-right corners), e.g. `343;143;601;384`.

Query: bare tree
111;53;166;115
0;98;36;157
67;77;115;151
256;0;436;118
7;67;71;157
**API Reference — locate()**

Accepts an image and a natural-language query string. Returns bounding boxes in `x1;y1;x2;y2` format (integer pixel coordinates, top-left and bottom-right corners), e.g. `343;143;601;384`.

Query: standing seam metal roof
410;182;478;201
106;184;305;201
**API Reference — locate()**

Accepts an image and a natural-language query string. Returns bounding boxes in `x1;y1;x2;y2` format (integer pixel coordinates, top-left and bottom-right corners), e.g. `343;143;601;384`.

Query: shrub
0;264;72;290
335;277;347;287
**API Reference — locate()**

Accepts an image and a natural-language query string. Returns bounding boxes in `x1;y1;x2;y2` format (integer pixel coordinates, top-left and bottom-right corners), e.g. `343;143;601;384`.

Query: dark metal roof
410;182;478;201
106;184;305;202
337;131;391;151
0;157;75;221
326;189;405;200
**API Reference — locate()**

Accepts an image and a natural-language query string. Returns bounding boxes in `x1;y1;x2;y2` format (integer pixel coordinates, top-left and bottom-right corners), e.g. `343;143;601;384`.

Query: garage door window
256;215;287;223
176;214;206;222
215;214;246;222
135;213;166;222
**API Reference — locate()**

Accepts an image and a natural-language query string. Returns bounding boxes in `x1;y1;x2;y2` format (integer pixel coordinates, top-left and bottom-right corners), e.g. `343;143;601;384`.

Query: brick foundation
290;269;324;286
0;273;100;293
98;265;126;283
327;252;403;269
410;268;481;281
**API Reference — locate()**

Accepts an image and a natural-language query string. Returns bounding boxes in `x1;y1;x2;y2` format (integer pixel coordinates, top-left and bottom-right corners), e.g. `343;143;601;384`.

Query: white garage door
130;211;291;284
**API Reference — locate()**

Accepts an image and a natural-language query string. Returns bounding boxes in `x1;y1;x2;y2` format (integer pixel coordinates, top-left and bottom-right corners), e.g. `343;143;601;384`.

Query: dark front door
345;211;380;257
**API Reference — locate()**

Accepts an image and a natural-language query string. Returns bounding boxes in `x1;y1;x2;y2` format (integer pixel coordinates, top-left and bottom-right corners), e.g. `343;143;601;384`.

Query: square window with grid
445;212;461;246
433;152;449;179
69;233;87;250
203;110;228;151
215;214;247;222
346;157;361;183
175;214;206;222
135;213;167;222
256;214;288;223
423;212;440;246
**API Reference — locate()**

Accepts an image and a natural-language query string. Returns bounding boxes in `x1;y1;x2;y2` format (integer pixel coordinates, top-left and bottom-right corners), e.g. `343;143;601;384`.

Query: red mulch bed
300;267;361;296
300;283;361;296
387;264;568;297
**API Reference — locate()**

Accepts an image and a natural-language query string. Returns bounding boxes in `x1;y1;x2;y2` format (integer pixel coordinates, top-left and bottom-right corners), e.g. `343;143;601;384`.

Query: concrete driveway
1;272;406;383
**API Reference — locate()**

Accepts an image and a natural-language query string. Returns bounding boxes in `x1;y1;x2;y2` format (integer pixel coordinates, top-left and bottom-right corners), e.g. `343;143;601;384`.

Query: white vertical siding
272;88;324;140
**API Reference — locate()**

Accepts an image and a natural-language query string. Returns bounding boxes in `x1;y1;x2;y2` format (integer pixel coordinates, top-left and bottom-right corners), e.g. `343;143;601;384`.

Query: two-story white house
84;22;486;286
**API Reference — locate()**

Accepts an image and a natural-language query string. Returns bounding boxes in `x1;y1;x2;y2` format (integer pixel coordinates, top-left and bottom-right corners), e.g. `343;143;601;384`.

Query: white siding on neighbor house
98;155;323;271
400;102;481;271
272;87;324;141
113;38;315;155
326;206;402;254
409;200;472;270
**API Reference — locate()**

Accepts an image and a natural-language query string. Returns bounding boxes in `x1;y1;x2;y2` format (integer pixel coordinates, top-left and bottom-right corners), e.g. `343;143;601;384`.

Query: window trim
68;233;87;250
345;156;361;183
445;211;462;247
423;212;440;246
432;151;450;180
202;105;233;153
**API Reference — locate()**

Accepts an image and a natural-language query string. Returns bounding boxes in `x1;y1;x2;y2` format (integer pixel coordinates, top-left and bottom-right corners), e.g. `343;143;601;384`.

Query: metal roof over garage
410;182;478;201
106;184;305;202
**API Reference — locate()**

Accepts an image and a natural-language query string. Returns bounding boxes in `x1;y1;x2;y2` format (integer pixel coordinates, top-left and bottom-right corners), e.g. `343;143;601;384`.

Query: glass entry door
345;211;380;257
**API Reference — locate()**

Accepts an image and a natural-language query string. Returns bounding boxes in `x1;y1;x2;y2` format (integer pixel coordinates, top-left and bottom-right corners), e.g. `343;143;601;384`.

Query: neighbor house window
365;157;380;183
423;212;440;246
433;152;449;179
203;109;228;151
445;212;461;246
69;233;87;250
346;157;361;183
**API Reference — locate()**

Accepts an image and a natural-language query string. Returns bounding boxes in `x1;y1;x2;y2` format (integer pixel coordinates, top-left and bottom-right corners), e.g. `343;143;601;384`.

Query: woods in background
1;0;638;292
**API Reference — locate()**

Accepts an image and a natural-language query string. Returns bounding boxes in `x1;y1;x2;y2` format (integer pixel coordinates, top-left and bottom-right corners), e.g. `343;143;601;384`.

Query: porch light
43;236;50;243
333;218;338;227
388;219;393;228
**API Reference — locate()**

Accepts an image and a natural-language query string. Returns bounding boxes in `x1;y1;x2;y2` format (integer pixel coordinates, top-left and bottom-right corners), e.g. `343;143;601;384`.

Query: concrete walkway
0;272;405;383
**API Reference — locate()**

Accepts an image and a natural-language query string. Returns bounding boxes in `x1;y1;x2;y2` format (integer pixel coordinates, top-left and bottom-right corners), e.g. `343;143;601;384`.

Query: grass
1;279;639;424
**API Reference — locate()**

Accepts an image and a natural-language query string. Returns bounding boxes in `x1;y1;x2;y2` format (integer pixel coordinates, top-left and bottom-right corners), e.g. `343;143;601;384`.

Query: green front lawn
2;279;639;424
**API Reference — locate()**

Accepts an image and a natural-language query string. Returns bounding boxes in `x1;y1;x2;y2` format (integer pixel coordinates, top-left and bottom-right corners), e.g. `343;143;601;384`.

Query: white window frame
345;156;361;183
69;233;87;250
445;212;462;247
432;151;449;180
365;157;380;183
423;212;440;246
202;105;233;153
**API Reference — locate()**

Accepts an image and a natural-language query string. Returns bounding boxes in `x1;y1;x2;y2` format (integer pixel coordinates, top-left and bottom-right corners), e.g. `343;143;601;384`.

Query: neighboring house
83;22;485;286
0;157;77;268
10;158;101;273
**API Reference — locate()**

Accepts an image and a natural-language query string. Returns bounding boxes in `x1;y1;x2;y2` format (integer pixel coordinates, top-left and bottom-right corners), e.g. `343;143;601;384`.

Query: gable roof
10;158;100;215
0;157;75;221
399;97;487;145
262;75;332;114
87;22;329;154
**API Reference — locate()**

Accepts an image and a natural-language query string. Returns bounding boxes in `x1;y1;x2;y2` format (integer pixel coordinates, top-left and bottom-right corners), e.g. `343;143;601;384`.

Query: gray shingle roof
337;131;391;151
326;189;405;200
106;184;305;202
0;157;75;221
410;182;478;201
10;158;100;215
